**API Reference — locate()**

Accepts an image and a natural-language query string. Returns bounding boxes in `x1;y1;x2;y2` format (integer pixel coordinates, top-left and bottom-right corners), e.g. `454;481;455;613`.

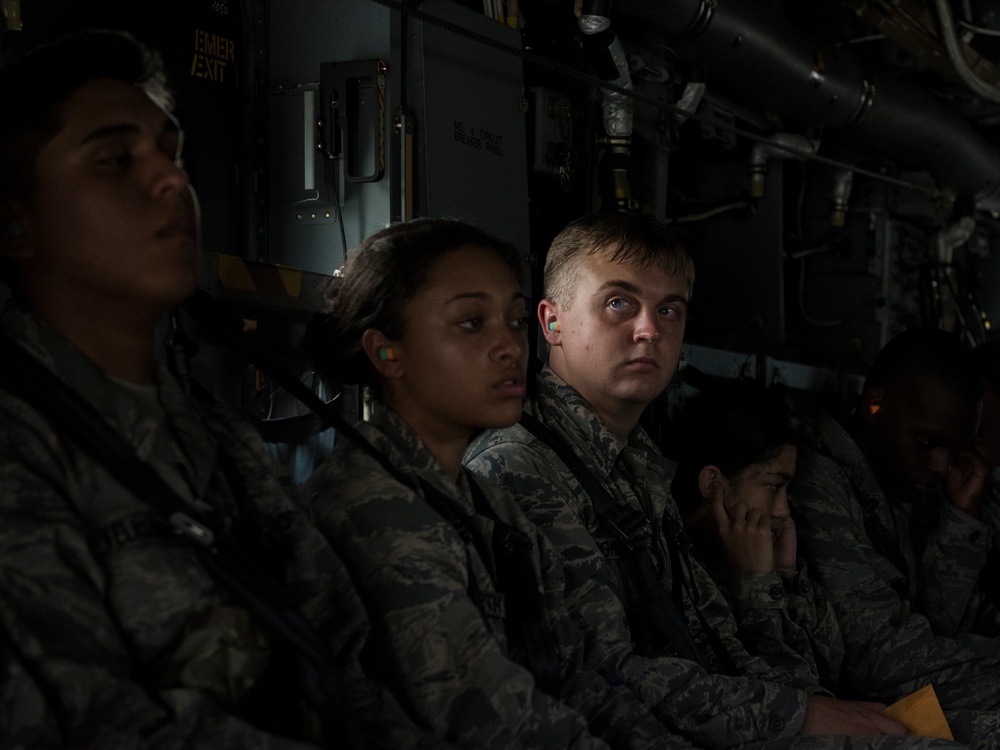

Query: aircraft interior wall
4;0;1000;432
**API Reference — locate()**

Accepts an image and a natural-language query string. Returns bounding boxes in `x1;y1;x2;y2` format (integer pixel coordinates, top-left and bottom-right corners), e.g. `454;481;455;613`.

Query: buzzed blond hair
543;213;694;308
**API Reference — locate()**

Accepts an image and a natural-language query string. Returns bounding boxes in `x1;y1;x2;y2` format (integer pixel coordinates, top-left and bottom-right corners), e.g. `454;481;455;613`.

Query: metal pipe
748;132;816;198
615;0;1000;213
932;0;1000;104
831;169;854;228
935;216;976;264
578;3;633;137
579;0;636;211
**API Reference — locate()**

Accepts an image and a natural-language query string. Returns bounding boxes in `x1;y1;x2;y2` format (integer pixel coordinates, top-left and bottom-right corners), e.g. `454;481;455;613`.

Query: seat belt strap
518;410;710;669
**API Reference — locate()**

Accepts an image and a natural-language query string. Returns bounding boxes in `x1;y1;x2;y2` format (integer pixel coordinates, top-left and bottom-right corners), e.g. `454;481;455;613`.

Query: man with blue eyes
464;214;964;748
0;30;446;748
789;328;1000;729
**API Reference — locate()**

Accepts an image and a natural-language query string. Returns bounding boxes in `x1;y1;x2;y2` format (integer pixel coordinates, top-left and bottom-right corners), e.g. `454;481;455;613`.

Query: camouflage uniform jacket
0;307;434;749
685;527;845;694
465;367;813;748
303;406;685;750
971;474;1000;636
789;411;1000;710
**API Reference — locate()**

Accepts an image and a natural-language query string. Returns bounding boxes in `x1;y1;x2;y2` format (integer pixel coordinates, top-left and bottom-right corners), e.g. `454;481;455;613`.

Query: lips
494;373;526;398
156;216;197;239
624;357;658;370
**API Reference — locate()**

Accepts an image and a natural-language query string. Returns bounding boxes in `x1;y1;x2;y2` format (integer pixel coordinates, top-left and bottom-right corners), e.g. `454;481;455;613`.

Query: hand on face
946;446;991;519
711;488;775;573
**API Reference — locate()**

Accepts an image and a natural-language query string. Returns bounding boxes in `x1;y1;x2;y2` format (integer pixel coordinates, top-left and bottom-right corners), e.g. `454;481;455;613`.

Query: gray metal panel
266;0;394;273
403;0;530;255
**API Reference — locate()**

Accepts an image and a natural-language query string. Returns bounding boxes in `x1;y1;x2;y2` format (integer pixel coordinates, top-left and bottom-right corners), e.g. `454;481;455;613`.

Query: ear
862;386;885;423
538;298;561;346
0;202;34;261
697;465;724;502
360;328;404;380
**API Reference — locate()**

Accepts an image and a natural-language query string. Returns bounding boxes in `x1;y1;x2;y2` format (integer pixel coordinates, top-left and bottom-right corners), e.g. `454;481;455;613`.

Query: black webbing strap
467;476;562;695
182;291;564;694
407;474;561;696
518;410;710;668
0;331;359;750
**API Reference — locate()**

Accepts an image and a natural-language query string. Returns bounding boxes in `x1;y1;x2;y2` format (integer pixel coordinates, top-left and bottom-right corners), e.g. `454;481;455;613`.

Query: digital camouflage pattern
973;473;1000;636
465;366;822;748
790;413;1000;729
0;307;438;749
914;484;991;638
683;529;845;696
303;405;684;750
689;523;1000;749
465;368;992;749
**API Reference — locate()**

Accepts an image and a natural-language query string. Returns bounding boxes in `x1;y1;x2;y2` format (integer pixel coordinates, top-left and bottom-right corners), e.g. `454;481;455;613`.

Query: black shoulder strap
466;474;562;695
518;410;712;669
0;330;359;750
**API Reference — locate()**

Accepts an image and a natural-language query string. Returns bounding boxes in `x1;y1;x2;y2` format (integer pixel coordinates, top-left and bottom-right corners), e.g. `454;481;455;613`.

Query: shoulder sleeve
917;501;989;637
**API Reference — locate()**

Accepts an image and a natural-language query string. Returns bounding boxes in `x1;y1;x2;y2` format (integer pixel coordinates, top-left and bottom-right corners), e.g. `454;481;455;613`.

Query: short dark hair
543;213;695;307
864;328;981;405
303;217;523;389
669;381;796;513
0;29;172;204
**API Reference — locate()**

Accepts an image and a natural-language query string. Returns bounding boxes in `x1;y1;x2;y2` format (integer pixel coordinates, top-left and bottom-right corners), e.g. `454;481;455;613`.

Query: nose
493;321;528;363
150;151;190;199
928;446;951;477
632;307;661;343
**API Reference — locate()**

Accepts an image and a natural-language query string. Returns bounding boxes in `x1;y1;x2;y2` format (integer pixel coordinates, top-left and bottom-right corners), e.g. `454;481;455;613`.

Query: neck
548;360;642;441
385;398;471;484
425;438;466;484
25;293;161;383
594;403;642;442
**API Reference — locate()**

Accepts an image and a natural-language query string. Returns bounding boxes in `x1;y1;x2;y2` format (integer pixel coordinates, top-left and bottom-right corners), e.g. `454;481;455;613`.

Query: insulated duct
614;0;1000;213
579;0;636;210
579;0;634;137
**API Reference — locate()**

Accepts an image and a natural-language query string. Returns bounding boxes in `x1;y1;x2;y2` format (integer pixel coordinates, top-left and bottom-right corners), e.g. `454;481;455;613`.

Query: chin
482;406;524;430
617;382;670;405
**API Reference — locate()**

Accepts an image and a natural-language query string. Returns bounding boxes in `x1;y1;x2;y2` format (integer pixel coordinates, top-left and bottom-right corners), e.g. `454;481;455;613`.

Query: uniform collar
361;405;474;508
533;365;659;479
2;305;218;499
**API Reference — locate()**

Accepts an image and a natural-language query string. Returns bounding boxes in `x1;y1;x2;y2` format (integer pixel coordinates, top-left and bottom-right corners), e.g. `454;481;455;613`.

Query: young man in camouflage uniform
0;30;438;748
465;213;984;748
789;329;1000;716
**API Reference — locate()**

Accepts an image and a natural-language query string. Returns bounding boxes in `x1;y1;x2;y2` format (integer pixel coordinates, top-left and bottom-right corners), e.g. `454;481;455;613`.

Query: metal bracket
320;59;387;183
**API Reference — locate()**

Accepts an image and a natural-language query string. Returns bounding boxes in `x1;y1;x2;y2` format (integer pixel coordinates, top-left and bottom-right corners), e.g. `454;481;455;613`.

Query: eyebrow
81;118;180;146
595;279;689;304
765;470;794;482
445;290;528;304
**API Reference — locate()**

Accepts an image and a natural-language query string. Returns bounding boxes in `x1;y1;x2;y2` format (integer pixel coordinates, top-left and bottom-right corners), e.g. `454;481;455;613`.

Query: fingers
716;501;775;572
726;502;765;529
871;714;908;737
710;488;730;530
